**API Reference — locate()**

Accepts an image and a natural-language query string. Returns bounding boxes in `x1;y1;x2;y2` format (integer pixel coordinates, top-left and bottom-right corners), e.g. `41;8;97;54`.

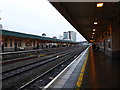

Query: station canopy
50;2;118;42
1;29;77;43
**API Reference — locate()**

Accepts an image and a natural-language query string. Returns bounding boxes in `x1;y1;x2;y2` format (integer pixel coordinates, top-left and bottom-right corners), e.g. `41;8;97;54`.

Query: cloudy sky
0;0;86;41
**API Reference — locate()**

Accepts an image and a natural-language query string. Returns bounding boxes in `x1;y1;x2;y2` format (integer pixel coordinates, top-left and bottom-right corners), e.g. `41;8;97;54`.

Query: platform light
94;22;98;24
97;3;104;7
93;29;96;31
90;40;93;42
92;35;94;38
90;40;95;42
92;32;95;34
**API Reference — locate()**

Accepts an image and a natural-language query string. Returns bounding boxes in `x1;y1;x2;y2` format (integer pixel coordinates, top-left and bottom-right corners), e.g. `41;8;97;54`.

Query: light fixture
97;3;104;8
92;35;94;38
93;29;96;31
94;22;98;24
92;32;95;34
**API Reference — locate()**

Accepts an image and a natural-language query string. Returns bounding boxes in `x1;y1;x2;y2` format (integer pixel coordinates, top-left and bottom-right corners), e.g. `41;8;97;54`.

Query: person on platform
92;43;96;51
96;45;100;51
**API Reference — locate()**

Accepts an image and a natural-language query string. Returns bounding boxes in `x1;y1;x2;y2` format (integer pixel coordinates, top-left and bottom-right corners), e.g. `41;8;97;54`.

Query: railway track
17;48;85;90
2;46;76;65
2;48;78;80
2;46;87;89
17;54;76;90
2;46;79;73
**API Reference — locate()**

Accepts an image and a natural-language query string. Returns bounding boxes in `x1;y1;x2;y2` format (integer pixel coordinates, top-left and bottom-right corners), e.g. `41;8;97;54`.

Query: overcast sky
0;0;86;41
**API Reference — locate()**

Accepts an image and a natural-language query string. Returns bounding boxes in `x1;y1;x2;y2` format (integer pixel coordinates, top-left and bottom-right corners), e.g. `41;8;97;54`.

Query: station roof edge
0;29;78;43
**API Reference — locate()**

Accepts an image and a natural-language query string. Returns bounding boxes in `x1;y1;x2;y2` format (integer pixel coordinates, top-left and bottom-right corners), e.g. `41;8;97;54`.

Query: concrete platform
81;47;120;88
43;47;89;89
43;46;120;89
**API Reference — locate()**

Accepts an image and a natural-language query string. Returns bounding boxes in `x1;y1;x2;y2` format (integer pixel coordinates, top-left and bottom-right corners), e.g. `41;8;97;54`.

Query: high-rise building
68;31;76;42
63;31;76;41
63;32;69;40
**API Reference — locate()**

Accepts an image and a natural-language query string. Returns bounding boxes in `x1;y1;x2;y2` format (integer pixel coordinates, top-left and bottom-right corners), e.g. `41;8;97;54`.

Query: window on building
18;40;22;47
25;40;32;47
5;39;8;47
26;42;29;46
33;41;35;47
29;40;32;46
10;39;12;47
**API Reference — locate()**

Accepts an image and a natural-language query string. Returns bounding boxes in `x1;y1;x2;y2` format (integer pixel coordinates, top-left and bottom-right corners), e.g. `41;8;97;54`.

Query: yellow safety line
38;54;46;57
29;55;35;56
76;50;89;89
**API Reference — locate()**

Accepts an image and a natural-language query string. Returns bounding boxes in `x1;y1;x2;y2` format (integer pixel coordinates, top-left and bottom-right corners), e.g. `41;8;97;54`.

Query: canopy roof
50;2;117;42
0;29;77;43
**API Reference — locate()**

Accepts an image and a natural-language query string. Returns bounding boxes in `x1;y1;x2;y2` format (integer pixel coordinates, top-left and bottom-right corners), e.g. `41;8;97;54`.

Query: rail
0;49;43;60
0;46;75;61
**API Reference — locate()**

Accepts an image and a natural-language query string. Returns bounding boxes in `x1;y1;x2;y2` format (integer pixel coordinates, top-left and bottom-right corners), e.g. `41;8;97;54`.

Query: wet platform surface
46;47;120;89
46;47;89;89
81;47;120;88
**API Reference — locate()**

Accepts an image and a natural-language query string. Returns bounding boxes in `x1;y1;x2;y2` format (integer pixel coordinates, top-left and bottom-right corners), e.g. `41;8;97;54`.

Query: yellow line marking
29;55;34;56
38;54;46;57
76;51;89;89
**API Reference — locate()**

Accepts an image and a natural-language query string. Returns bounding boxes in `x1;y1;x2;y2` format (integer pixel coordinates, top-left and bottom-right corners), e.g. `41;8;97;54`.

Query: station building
0;29;77;52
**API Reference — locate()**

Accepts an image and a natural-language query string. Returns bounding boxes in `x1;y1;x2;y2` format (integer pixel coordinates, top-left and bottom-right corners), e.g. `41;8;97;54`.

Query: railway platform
44;46;120;89
81;47;120;88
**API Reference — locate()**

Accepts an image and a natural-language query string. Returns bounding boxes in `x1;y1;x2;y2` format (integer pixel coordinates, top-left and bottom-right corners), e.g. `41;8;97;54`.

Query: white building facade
63;31;76;42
